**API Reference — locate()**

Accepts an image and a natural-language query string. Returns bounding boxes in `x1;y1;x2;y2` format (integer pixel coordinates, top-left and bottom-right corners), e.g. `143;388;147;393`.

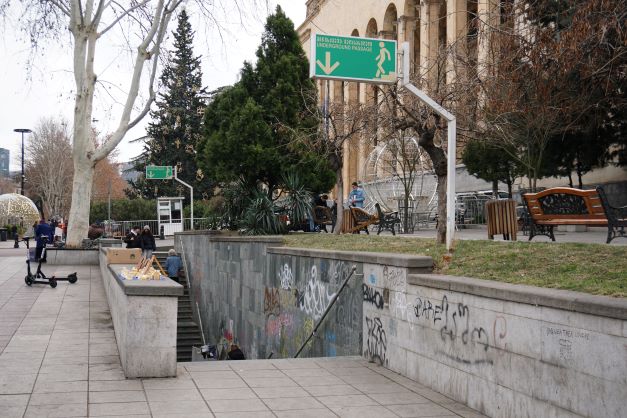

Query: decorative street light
13;128;32;195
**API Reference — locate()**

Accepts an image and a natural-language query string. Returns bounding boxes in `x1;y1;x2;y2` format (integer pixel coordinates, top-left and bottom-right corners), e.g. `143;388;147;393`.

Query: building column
420;0;443;87
477;0;500;81
446;0;467;84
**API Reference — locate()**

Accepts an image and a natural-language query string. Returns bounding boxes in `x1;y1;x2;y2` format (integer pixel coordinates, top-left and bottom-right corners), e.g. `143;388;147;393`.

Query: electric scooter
23;236;77;287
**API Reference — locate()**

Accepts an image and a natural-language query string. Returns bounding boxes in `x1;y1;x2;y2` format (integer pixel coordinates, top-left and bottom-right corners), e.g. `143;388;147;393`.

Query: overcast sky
0;1;306;171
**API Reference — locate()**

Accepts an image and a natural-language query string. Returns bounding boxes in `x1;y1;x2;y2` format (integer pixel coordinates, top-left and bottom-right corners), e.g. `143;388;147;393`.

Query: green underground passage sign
146;165;173;180
310;34;397;84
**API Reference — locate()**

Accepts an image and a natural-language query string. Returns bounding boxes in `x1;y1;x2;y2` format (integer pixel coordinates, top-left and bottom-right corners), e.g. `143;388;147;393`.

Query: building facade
297;0;627;207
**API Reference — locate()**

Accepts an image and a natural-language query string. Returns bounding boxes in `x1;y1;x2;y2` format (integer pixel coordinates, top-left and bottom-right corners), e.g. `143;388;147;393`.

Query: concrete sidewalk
0;254;485;418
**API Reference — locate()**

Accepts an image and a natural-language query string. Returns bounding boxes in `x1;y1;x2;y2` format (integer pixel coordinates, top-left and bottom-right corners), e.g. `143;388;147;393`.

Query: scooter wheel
68;273;78;284
25;276;33;286
49;279;57;288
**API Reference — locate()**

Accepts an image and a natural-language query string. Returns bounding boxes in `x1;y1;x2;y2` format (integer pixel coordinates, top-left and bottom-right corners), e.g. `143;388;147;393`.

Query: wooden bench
522;187;624;243
348;207;377;234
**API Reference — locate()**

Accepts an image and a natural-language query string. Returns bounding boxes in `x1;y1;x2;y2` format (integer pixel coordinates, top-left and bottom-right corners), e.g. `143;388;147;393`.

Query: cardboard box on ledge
106;248;141;264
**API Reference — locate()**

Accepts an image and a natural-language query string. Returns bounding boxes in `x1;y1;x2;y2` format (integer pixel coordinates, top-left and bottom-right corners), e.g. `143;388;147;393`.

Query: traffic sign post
145;165;194;231
146;165;173;180
310;34;397;84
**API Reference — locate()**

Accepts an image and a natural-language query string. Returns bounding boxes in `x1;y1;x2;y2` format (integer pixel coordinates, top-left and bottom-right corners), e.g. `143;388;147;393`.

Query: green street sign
310;34;397;84
146;165;173;180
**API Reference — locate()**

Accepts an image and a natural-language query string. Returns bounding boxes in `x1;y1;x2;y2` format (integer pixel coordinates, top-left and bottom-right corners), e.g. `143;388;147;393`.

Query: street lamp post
13;128;32;195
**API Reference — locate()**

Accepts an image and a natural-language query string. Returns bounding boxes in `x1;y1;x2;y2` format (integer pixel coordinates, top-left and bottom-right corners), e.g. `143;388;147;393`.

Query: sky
0;1;306;171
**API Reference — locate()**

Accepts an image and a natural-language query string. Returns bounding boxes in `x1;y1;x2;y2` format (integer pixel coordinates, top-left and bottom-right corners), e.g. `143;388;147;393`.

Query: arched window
383;4;398;40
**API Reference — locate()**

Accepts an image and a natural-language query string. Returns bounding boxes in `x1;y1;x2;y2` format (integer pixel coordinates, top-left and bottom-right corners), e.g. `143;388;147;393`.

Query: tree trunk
418;128;447;244
66;157;96;247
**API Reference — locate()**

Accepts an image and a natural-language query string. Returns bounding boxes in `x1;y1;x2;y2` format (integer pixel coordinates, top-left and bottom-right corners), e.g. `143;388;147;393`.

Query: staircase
154;251;204;362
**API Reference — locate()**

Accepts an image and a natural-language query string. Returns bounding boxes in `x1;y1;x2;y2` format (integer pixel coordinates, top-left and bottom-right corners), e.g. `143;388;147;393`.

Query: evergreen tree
131;10;213;201
200;6;335;195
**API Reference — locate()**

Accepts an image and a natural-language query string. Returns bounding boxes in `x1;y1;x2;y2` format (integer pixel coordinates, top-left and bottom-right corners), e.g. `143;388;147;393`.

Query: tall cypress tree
131;10;212;201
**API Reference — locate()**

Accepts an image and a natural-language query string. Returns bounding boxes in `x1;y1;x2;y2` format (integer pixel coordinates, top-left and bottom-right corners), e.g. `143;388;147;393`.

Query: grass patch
282;234;627;297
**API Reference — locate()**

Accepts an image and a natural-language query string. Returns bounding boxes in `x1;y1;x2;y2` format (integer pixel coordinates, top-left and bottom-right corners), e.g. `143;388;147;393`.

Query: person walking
34;219;53;262
139;225;156;259
348;181;366;208
164;249;183;282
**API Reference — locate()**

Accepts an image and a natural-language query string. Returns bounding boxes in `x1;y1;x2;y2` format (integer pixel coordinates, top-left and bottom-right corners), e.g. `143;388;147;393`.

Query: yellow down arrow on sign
316;52;340;75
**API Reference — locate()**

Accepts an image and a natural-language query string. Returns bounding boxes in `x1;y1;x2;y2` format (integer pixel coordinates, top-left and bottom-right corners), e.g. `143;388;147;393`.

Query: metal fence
101;218;213;238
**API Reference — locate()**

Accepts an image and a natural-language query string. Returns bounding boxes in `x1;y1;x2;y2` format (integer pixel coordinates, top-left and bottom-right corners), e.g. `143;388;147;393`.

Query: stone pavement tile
148;400;212;414
387;403;459;417
275;409;338;418
183;361;231;372
290;375;345;386
369;392;431;405
330;405;398;418
89;355;121;365
329;367;382;377
28;391;87;405
252;386;310;399
39;363;87;376
315;358;363;369
409;387;457;405
33;379;87;393
199;387;258;401
271;359;321;370
89;390;147;403
263;396;326;411
281;367;333;377
24;402;87;418
241;376;298;388
351;382;412;394
0;373;37;394
0;358;42;374
438;401;487;418
339;374;393;385
0;393;29;418
89;401;151;416
207;398;270;413
89;363;126;381
302;384;362;397
318;394;379;408
35;370;87;383
190;370;240;380
142;377;199;390
145;388;203;402
89;342;119;356
227;360;277;371
214;412;274;418
153;414;214;418
89;379;144;392
41;356;88;366
236;369;286;379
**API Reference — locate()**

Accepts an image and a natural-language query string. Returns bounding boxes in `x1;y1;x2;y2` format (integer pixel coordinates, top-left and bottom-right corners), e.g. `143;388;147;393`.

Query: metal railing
101;218;213;238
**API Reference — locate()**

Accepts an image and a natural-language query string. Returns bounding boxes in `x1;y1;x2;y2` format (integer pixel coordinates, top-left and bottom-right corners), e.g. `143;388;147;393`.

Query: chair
374;203;400;235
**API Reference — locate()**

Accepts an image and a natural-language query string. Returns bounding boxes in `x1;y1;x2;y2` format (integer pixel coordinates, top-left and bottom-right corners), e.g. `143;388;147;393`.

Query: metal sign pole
173;167;194;230
400;42;456;251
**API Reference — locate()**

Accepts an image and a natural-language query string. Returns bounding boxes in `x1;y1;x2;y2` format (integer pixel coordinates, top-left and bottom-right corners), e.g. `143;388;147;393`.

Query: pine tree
131;10;212;201
200;6;335;195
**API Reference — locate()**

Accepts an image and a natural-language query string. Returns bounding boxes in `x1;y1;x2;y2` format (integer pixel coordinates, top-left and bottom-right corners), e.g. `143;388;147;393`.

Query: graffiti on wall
363;284;384;309
264;287;281;317
383;265;405;292
365;316;387;366
412;293;502;365
278;263;294;290
296;266;337;321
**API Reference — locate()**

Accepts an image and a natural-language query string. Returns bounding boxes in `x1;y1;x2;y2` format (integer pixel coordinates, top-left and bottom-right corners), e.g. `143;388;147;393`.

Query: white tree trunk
67;158;96;246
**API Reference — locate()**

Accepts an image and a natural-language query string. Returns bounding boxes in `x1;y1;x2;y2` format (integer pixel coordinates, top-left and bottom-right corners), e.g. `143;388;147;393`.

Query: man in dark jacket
124;226;140;248
35;219;53;261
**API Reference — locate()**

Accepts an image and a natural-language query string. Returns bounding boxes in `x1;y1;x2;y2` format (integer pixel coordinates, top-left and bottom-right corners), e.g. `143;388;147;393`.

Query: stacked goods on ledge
119;256;166;281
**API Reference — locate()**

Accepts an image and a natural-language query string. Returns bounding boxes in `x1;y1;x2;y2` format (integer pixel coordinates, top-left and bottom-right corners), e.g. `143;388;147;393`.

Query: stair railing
294;265;359;358
178;237;207;346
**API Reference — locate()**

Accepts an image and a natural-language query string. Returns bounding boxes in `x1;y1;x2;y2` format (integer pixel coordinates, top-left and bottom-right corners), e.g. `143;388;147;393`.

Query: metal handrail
294;265;358;358
178;237;206;346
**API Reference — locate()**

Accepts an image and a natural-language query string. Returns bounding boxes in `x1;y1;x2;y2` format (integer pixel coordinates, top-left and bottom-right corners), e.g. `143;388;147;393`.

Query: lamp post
13;128;32;195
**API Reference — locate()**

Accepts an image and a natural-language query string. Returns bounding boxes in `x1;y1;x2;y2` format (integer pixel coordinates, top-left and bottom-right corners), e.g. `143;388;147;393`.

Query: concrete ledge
269;247;433;273
409;273;627;320
175;230;284;243
98;251;179;378
108;264;183;297
47;248;99;265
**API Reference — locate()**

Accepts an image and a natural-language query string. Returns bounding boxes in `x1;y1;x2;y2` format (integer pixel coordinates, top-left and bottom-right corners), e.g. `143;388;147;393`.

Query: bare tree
2;0;263;246
25;118;74;219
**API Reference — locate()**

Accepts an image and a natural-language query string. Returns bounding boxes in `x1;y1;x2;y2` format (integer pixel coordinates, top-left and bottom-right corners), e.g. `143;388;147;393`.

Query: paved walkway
0;252;486;418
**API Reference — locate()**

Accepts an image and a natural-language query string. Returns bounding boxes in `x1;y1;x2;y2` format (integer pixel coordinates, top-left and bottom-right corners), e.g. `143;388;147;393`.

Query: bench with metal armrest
374;203;400;235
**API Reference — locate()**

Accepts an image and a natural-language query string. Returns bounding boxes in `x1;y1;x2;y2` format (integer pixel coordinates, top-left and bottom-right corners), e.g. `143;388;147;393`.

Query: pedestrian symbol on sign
375;42;391;78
